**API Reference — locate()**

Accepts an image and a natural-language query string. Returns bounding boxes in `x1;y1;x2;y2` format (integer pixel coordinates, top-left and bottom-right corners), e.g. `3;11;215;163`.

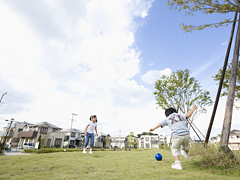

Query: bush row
23;147;147;153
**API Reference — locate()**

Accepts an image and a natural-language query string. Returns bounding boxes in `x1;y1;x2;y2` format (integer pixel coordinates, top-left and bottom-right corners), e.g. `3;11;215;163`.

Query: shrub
190;143;240;170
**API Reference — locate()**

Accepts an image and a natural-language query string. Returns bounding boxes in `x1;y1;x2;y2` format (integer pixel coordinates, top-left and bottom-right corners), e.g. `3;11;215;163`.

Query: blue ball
155;153;162;161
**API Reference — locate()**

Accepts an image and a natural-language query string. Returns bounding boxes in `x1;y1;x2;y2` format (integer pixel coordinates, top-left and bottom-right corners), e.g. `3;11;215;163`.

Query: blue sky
0;0;239;138
136;1;233;83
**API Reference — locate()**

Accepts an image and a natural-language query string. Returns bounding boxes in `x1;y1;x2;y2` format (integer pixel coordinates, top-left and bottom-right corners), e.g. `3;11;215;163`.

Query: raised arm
149;123;162;132
186;104;197;118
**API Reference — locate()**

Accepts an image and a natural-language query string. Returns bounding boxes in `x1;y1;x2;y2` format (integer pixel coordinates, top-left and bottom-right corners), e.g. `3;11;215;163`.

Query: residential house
228;129;240;150
111;136;126;149
61;129;84;148
18;121;64;148
138;135;160;149
95;132;111;148
209;129;240;150
0;121;29;147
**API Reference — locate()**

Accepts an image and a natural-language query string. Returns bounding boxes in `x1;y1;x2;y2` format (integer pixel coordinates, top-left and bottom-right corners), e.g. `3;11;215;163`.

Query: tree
154;69;212;122
126;132;136;149
137;132;158;138
37;135;42;150
167;0;240;152
214;62;240;108
167;0;239;32
106;134;111;147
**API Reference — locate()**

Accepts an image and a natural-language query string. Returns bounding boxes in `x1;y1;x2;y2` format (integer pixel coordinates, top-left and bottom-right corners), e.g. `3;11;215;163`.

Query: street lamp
68;113;78;148
0;92;7;104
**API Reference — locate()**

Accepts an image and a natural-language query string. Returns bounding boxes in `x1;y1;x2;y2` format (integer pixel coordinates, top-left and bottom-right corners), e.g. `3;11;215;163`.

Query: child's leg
180;135;190;158
84;133;90;149
90;133;94;149
171;136;183;160
174;155;180;161
171;136;184;170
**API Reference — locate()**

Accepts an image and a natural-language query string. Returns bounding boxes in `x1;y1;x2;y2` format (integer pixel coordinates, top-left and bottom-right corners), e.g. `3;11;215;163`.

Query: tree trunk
219;13;240;151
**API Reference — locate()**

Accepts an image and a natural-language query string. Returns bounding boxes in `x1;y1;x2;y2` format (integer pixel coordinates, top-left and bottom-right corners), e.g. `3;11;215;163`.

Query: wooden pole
205;12;238;144
220;13;240;151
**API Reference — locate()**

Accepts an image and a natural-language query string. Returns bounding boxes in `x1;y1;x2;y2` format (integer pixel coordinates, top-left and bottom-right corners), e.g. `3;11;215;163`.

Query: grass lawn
0;149;240;180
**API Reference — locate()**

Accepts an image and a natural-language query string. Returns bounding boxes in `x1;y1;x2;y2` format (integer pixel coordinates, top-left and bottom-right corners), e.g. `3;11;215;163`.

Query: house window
52;129;58;133
145;137;149;141
55;138;62;146
145;143;150;148
40;127;48;134
64;136;69;141
71;132;76;138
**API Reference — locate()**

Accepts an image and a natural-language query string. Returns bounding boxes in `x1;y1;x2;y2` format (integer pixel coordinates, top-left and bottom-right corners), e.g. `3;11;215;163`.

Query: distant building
138;135;161;149
95;132;111;148
111;136;126;149
18;121;64;148
209;129;240;150
0;121;30;147
61;129;84;148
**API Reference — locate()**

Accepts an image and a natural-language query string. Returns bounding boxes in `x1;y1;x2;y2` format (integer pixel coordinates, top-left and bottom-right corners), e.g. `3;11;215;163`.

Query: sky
0;0;240;139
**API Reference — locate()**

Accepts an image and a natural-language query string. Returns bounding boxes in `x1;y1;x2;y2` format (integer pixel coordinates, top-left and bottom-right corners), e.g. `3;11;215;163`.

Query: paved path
1;150;32;156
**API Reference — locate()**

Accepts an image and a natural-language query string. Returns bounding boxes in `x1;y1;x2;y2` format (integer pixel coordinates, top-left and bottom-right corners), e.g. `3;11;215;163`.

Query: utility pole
0;118;14;154
0;92;7;104
220;12;240;151
205;12;238;145
68;113;78;148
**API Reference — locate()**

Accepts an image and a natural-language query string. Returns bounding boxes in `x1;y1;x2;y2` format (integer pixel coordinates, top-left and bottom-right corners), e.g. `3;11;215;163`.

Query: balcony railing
18;131;38;138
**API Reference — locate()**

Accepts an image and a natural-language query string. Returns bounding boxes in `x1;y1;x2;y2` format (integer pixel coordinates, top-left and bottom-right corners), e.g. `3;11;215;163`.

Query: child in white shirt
83;115;98;154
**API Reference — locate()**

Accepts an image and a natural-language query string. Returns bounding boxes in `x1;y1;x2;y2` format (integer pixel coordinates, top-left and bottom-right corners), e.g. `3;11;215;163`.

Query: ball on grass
155;153;162;161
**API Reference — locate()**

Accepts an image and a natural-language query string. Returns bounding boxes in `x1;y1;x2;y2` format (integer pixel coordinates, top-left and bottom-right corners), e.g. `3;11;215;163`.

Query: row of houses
209;129;240;150
1;121;240;150
0;121;113;149
0;121;171;149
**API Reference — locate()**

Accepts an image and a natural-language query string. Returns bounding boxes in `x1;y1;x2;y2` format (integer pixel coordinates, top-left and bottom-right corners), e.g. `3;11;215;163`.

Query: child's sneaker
89;150;93;154
171;161;182;170
83;149;87;154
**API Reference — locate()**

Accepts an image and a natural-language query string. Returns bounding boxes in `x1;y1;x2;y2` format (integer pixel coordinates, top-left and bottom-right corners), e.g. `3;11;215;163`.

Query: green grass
0;149;240;180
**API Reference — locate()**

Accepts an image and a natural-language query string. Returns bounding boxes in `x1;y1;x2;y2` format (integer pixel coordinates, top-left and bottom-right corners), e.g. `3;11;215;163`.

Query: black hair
165;108;177;117
90;115;98;122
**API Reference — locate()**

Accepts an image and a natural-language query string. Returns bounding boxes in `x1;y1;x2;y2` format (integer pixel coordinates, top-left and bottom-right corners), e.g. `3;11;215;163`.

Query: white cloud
141;68;172;84
0;0;157;136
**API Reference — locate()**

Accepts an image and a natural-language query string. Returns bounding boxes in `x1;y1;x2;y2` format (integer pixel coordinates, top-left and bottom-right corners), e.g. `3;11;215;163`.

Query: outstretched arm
149;123;162;132
186;104;197;118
